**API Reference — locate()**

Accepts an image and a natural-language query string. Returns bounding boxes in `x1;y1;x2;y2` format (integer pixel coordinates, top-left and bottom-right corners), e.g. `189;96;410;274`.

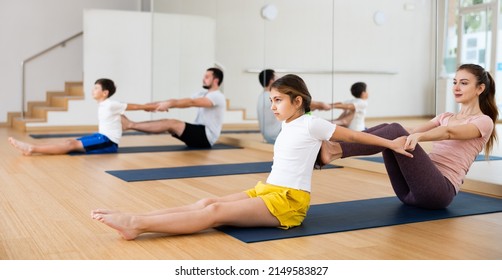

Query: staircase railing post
21;61;26;119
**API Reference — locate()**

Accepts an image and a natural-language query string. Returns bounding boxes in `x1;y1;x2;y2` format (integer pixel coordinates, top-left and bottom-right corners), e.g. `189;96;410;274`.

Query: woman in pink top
319;64;498;209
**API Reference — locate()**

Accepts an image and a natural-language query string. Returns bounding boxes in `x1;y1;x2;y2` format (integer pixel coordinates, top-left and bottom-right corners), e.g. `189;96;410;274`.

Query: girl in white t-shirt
319;64;498;209
91;74;411;240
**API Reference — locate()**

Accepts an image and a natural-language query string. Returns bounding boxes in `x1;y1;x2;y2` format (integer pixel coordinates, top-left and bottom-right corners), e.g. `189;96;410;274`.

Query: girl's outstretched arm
330;125;413;158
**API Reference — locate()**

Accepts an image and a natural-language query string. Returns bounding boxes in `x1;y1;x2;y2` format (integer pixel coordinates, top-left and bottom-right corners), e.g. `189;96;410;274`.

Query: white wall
154;0;436;120
26;10;216;128
0;0;141;123
151;13;216;123
27;9;152;127
82;9;153;124
1;0;437;125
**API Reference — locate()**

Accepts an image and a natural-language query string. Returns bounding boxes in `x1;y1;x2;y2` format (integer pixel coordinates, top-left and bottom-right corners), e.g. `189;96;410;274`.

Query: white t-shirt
257;90;282;144
266;114;337;192
344;98;368;131
192;90;226;145
98;99;127;144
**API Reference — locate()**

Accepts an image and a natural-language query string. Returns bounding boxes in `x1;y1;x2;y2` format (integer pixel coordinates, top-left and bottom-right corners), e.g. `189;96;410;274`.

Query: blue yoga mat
357;154;502;163
106;161;342;182
69;143;240;155
217;192;502;243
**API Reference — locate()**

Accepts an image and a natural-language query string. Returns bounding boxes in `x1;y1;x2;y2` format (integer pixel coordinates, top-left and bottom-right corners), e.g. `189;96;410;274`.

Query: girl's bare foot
91;209;120;216
92;210;141;240
8;137;33;156
320;140;343;165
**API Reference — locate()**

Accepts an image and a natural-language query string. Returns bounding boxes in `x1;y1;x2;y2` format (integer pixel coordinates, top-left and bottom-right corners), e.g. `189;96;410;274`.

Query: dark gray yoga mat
116;144;240;153
30;130;260;139
217;192;502;243
106;161;342;182
68;143;241;155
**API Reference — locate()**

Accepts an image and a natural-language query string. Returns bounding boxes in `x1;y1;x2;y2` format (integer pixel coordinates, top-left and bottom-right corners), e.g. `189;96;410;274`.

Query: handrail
20;31;83;119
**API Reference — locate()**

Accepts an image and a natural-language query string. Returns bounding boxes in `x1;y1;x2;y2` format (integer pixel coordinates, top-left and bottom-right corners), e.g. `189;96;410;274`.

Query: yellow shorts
245;181;311;229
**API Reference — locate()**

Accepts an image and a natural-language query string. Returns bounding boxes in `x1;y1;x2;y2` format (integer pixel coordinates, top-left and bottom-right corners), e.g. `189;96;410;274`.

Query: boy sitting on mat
91;74;411;240
330;81;369;131
8;78;157;156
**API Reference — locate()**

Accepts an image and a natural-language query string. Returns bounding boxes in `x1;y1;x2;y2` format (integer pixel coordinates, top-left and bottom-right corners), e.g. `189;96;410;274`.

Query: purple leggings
340;123;456;209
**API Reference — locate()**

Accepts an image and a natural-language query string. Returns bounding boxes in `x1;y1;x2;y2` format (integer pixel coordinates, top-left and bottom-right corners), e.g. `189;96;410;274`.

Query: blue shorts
77;133;118;154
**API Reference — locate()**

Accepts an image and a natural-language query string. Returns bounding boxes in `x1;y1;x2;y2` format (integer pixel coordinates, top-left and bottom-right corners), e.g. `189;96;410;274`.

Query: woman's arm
407;120;438;134
405;123;481;151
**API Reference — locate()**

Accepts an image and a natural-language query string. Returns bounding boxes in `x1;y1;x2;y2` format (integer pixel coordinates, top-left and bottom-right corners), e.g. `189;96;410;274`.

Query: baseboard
24;125;98;132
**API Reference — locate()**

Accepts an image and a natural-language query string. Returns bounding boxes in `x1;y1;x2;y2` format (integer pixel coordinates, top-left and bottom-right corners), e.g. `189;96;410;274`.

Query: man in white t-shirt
331;82;368;131
121;68;226;148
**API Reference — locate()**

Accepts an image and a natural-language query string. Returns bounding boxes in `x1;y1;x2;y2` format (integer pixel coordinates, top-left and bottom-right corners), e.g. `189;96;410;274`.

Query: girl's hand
391;136;414;158
404;133;421;151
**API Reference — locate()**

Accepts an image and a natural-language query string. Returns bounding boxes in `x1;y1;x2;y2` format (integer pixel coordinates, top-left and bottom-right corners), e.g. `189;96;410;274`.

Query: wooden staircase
10;81;84;131
5;81;258;132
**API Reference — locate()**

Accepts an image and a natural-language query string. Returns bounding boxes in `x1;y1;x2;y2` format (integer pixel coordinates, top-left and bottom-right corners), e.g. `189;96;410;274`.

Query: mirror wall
150;0;439;141
436;0;501;117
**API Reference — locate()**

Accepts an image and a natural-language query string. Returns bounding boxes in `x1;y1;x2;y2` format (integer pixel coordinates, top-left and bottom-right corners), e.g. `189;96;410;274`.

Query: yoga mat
30;130;260;139
357;154;502;163
117;143;240;153
30;131;155;138
217;192;502;243
69;143;241;155
221;130;261;134
106;161;343;182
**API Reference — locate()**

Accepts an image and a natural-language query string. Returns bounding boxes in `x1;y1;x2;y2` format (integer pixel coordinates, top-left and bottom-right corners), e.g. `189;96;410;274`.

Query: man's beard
202;85;210;89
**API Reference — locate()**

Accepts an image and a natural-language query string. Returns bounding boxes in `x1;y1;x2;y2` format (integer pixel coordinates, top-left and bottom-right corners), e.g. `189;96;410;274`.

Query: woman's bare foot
8;137;34;156
92;210;142;240
320;140;343;165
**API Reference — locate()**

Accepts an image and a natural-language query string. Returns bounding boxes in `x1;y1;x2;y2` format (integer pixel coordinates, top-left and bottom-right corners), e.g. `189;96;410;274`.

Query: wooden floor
1;118;501;260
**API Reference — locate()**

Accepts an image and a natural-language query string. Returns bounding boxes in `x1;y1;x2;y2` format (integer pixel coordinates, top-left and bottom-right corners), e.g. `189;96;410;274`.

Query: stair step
65;82;84;96
51;95;84;107
6;81;85;130
31;106;66;119
26;101;48;118
12;117;46;132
